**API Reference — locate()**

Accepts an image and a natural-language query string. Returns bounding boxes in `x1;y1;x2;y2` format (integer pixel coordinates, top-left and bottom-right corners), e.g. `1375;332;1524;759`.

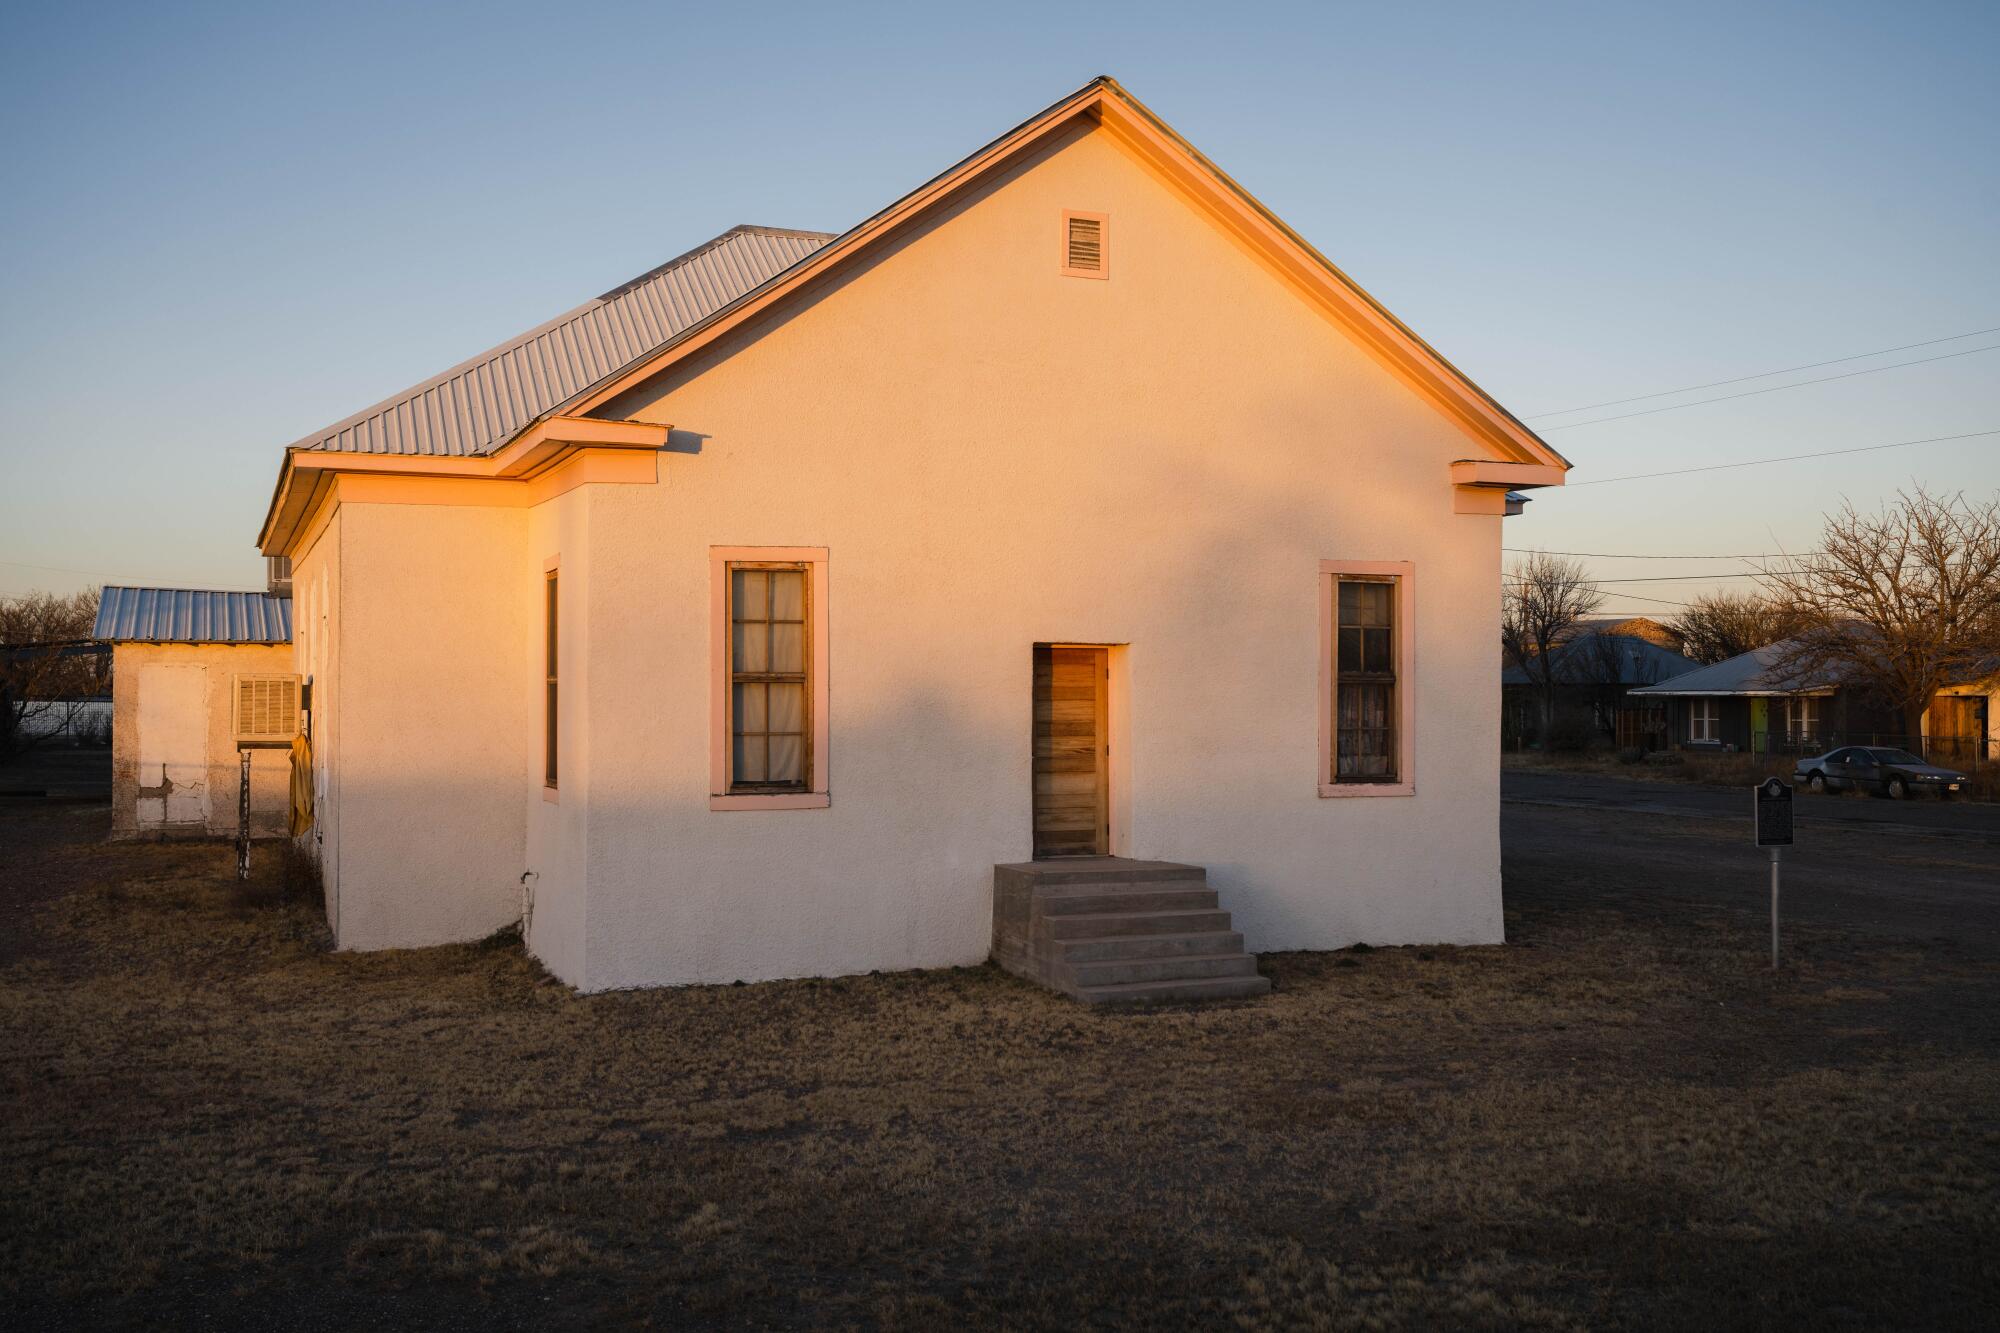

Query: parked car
1793;746;1970;799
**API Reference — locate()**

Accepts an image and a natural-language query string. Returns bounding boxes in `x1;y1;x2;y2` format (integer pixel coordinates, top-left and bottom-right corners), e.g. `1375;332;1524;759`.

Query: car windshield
1867;748;1924;765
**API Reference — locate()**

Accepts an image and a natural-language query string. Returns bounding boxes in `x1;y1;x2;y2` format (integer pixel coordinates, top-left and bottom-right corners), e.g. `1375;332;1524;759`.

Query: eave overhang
257;416;668;555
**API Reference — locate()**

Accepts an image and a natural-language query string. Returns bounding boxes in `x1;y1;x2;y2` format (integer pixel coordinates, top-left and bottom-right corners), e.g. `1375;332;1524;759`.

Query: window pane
767;734;803;784
732;568;768;620
770;622;805;674
733;619;769;673
1336;683;1395;780
1337;627;1360;674
1363;627;1392;674
770;569;804;621
733;682;767;734
768;682;804;733
733;733;767;782
1341;580;1392;627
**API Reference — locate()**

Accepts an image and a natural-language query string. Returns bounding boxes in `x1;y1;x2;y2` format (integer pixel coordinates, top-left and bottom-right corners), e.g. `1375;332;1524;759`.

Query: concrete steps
991;858;1269;1006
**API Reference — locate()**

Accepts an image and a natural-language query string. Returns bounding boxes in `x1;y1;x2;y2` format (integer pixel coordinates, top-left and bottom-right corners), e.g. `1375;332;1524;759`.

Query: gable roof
95;587;291;644
1501;632;1701;687
550;77;1570;472
259;77;1567;552
287;226;833;460
1627;641;1830;697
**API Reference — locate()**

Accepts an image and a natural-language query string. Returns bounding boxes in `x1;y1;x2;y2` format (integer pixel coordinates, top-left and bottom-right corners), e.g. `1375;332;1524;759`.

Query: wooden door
1930;695;1987;766
1033;645;1108;858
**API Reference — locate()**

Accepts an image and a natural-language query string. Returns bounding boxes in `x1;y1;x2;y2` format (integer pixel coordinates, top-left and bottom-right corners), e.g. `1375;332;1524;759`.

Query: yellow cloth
288;732;315;838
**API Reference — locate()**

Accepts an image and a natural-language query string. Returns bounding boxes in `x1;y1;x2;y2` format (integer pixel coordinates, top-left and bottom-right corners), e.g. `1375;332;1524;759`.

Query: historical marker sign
1754;777;1794;847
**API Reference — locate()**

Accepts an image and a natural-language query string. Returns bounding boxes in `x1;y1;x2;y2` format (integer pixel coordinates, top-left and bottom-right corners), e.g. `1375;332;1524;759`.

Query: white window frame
1690;698;1720;743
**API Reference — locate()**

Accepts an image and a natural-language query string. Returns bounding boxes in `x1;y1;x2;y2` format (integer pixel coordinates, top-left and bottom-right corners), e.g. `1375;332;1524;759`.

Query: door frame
1033;642;1115;859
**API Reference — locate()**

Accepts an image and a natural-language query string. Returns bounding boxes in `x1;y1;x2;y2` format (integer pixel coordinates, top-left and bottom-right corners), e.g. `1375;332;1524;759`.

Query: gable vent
234;674;301;745
1061;211;1108;278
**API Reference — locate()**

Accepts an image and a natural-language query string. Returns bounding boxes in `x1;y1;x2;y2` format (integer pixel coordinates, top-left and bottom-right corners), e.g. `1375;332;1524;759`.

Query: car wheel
1887;776;1908;800
1807;772;1826;793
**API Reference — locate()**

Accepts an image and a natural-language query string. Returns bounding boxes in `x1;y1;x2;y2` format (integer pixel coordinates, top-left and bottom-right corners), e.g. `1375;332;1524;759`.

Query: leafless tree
1502;552;1604;739
1763;489;2000;740
1666;590;1810;665
0;589;107;756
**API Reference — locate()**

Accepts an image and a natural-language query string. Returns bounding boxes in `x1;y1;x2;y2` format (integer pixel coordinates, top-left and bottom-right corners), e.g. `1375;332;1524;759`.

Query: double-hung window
543;567;559;789
1319;561;1413;796
1690;698;1719;743
1784;696;1819;747
710;548;830;810
728;563;810;791
1334;580;1398;782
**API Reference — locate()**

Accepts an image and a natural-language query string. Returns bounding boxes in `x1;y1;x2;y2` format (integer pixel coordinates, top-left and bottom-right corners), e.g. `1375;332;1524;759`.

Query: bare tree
1666;590;1809;665
0;589;107;756
1502;552;1604;740
1764;489;2000;741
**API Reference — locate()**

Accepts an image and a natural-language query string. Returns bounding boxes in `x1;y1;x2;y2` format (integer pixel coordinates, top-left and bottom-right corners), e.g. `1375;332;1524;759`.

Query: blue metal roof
94;587;292;644
1502;632;1701;687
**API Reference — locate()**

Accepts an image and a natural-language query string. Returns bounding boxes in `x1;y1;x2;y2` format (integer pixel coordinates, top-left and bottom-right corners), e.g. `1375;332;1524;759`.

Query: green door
1750;698;1768;753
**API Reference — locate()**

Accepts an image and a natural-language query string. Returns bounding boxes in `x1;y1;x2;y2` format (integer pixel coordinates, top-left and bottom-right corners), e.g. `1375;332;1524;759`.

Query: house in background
255;77;1570;998
1628;640;1902;755
95;580;296;838
1502;627;1700;748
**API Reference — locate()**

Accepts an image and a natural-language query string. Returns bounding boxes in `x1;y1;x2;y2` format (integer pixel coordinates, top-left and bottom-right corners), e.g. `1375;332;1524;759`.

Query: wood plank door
1033;645;1108;858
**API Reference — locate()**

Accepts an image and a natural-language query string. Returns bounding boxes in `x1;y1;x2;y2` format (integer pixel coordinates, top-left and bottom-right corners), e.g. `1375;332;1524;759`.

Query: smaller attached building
96;585;297;838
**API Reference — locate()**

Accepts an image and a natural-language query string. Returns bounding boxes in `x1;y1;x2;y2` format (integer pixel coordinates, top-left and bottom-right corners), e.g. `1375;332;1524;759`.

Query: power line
1542;344;2000;431
1504;547;1795;560
0;558;262;592
1557;428;2000;487
1527;324;2000;418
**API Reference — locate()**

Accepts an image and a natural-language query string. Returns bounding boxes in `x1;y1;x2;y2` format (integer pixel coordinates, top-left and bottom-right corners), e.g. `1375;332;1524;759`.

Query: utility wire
1503;547;1795;560
1542;345;2000;430
1527;325;2000;417
1557;428;2000;487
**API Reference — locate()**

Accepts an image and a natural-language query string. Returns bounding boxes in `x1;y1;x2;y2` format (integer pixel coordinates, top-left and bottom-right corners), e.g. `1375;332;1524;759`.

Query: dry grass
2;802;1997;1329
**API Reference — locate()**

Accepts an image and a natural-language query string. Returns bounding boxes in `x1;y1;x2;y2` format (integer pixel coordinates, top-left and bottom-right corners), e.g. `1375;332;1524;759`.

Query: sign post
1754;777;1794;968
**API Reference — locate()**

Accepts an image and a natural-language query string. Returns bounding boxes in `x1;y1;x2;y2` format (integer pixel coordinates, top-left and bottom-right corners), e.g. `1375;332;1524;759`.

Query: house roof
259;76;1568;553
1501;633;1701;687
1627;641;1828;697
94;587;292;644
285;226;834;460
545;77;1570;472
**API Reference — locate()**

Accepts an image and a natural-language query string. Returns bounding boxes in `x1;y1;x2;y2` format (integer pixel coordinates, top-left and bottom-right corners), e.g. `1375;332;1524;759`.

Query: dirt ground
2;798;1997;1330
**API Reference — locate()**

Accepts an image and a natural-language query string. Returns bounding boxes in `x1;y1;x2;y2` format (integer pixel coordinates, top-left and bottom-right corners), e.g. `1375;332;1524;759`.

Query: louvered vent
1062;212;1107;277
234;674;301;744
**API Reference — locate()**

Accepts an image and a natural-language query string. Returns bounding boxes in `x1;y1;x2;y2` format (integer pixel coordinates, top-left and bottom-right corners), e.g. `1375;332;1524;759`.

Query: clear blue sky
3;0;1995;614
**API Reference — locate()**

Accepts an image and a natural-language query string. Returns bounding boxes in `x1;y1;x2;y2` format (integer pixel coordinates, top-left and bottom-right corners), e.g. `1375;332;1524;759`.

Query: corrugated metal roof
1501;633;1701;687
287;226;833;459
95;587;292;644
1628;641;1825;697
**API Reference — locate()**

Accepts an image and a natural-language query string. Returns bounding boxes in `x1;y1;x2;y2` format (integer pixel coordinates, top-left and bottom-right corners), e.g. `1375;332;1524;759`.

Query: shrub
1616;747;1645;765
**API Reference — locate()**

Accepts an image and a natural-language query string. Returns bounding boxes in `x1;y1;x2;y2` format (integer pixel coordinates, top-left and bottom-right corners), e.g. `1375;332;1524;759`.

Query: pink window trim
709;546;831;812
1318;559;1416;798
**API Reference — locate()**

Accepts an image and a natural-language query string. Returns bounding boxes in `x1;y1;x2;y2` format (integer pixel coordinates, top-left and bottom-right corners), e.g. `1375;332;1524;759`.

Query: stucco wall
326;502;529;950
110;640;293;839
290;507;343;928
554;121;1508;989
522;487;593;984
